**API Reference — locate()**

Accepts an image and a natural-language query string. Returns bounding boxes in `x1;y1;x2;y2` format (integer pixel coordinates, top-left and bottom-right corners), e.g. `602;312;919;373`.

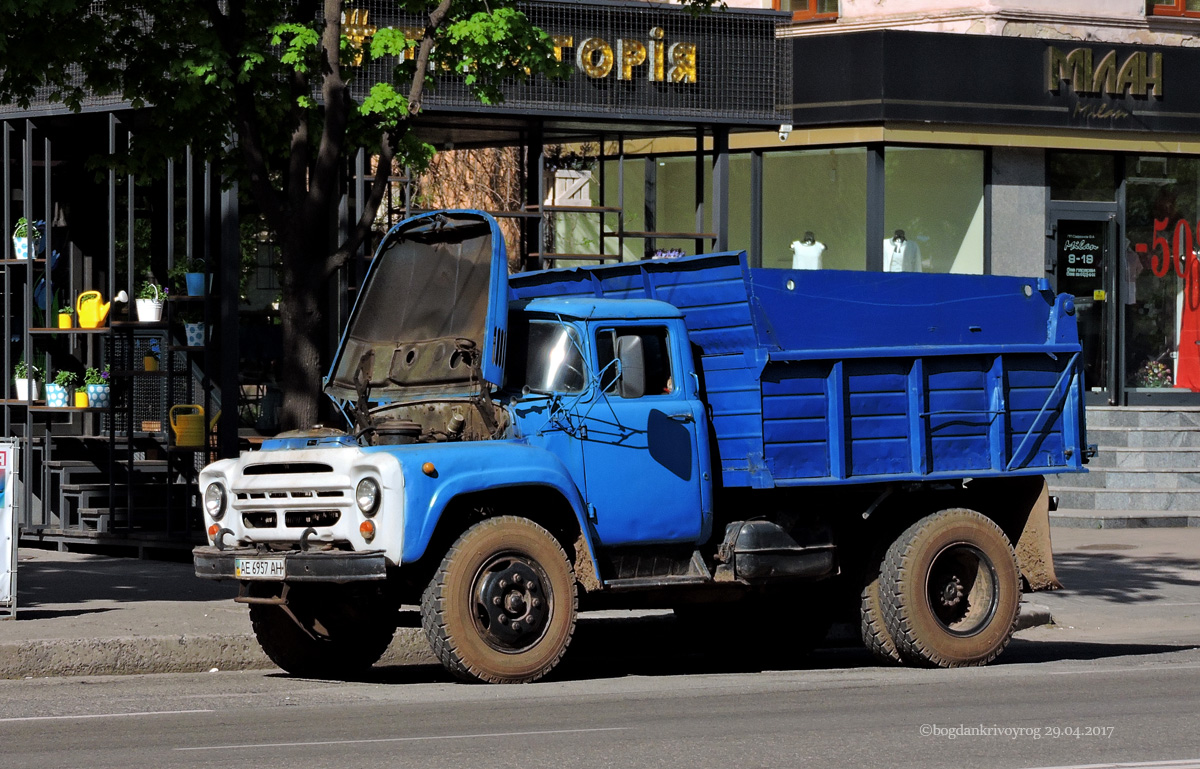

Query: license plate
234;558;286;580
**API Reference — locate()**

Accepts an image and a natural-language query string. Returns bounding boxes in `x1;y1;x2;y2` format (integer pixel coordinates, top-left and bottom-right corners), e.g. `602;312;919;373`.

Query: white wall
838;0;1145;21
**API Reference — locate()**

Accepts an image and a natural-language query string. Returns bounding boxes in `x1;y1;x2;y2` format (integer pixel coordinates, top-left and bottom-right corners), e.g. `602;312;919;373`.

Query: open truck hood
325;211;509;408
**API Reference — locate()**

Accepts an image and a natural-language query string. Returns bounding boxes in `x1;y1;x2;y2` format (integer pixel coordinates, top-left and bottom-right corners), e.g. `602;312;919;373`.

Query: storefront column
712;126;729;252
866;144;884;272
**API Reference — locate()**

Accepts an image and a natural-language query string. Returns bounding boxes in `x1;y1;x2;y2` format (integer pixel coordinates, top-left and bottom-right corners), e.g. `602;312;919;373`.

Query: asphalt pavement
0;520;1196;680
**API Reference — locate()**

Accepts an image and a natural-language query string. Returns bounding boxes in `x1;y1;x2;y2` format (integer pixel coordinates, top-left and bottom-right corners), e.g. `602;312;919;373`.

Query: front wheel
421;516;578;684
249;584;396;677
879;508;1020;668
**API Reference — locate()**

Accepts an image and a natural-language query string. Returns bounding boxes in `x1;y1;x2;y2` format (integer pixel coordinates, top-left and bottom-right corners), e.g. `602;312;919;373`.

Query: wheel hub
474;558;550;651
939;576;965;607
925;543;999;638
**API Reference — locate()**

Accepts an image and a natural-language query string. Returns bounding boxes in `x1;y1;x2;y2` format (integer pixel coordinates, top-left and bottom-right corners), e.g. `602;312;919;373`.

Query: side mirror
615;334;645;399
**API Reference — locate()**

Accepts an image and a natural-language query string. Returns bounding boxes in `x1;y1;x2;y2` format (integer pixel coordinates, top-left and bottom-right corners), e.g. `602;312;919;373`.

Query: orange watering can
76;289;128;329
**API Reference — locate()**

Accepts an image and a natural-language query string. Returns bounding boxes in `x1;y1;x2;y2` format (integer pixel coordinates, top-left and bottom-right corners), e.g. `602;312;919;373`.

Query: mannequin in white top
791;231;826;270
884;229;922;272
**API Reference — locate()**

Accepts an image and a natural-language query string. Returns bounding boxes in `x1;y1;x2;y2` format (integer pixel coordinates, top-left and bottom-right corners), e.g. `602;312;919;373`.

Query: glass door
1051;214;1118;402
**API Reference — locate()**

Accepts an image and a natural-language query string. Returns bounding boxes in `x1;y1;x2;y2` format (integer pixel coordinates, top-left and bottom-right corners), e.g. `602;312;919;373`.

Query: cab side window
596;326;673;397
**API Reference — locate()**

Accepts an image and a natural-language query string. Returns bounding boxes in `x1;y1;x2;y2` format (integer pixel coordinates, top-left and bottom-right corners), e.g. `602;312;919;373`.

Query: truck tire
859;564;902;665
421;516;578;684
879;508;1020;668
249;586;396;677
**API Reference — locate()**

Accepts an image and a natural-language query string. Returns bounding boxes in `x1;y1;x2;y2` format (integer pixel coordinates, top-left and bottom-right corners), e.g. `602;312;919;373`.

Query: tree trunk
277;229;325;431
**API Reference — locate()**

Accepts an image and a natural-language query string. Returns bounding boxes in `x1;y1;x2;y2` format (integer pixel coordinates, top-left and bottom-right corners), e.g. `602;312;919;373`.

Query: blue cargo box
510;252;1087;490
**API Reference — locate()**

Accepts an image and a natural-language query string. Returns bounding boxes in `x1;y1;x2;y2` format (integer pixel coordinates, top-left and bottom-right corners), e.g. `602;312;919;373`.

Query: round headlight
204;483;226;520
356;478;380;516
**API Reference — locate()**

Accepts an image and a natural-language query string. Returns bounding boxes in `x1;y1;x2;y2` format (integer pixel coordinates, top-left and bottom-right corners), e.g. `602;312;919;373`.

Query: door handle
667;413;694;423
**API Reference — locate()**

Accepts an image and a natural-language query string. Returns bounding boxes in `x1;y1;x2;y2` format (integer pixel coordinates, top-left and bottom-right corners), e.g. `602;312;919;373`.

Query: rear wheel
879;508;1020;668
859;561;902;665
249;584;396;677
421;516;577;684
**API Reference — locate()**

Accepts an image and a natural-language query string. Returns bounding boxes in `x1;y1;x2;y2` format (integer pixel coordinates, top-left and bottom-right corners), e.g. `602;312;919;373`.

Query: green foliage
52;370;78;389
13;358;40;381
136;280;165;300
84;365;110;386
12;217;41;240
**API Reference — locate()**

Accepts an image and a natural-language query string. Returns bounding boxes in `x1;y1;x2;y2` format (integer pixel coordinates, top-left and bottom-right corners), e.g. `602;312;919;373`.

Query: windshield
526;322;586;393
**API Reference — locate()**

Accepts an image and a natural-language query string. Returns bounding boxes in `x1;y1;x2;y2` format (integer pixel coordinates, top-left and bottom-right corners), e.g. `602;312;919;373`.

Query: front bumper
193;546;389;582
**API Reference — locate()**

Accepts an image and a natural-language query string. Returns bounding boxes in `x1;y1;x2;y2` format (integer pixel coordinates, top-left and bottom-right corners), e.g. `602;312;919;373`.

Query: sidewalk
0;547;435;678
1;524;1197;679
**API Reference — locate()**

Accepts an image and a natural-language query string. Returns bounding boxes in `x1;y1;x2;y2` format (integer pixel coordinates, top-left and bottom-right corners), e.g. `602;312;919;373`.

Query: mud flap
1014;479;1062;592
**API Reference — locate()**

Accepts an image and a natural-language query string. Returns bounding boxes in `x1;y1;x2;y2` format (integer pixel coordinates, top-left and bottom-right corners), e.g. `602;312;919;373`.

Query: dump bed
510;252;1086;489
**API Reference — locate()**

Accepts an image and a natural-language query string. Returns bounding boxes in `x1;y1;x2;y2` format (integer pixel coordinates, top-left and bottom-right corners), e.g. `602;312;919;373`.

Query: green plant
13;217;42;240
13;359;40;380
167;257;205;288
52;370;78;388
58;305;74;316
84;365;110;386
136;280;166;300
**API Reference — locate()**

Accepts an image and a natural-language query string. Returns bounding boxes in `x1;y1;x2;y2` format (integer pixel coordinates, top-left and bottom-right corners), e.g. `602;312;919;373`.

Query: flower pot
135;298;163;322
143;355;159;372
185;272;207;296
184;322;205;347
86;383;111;409
74;390;89;408
45;384;69;408
13;378;38;401
12;235;38;260
57;313;73;329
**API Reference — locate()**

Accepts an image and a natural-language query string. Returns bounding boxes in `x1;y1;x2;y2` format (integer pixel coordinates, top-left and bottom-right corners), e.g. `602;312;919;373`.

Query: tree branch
408;0;455;115
324;127;398;277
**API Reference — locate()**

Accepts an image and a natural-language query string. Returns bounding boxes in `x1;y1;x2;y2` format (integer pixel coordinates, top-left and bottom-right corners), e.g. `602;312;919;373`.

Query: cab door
578;323;708;546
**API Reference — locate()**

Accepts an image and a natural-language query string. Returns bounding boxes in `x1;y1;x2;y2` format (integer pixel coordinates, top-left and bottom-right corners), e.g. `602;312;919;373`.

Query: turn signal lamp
207;523;220;541
422;462;436;476
359;520;376;542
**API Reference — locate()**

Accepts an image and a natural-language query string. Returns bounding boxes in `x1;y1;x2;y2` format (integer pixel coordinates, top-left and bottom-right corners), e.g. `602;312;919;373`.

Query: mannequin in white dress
884;229;922;272
791;231;826;270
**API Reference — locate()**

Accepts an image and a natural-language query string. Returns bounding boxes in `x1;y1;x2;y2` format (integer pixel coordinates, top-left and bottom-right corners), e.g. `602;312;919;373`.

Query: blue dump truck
194;210;1085;683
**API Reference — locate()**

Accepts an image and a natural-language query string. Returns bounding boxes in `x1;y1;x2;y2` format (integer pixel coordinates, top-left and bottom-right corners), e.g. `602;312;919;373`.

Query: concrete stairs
1048;406;1200;527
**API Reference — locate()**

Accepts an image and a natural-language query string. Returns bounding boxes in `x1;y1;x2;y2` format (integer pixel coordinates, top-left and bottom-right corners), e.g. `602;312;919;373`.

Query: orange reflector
360;520;376;541
422;462;436;477
208;524;220;540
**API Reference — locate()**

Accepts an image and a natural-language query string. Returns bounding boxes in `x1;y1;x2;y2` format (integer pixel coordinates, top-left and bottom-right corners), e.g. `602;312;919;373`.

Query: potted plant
169;257;207;297
144;338;161;371
13;358;41;401
12;217;43;260
84;365;111;408
135;280;166;322
45;370;78;408
57;305;74;329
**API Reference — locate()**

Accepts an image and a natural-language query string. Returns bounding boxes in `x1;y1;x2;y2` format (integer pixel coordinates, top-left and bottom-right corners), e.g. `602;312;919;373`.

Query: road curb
1050;511;1200;529
1016;602;1053;631
0;627;435;680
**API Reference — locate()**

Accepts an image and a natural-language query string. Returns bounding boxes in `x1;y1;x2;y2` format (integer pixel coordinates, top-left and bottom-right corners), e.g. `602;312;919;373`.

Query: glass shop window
1050;152;1118;202
1125;155;1200;392
882;147;985;275
762;147;868;271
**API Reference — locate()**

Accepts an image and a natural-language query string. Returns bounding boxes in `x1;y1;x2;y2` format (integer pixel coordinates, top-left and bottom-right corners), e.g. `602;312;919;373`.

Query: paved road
0;645;1197;769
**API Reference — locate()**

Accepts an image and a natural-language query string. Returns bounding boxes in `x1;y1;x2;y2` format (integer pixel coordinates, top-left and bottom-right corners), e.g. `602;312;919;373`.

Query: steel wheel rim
924;543;999;638
471;552;554;654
